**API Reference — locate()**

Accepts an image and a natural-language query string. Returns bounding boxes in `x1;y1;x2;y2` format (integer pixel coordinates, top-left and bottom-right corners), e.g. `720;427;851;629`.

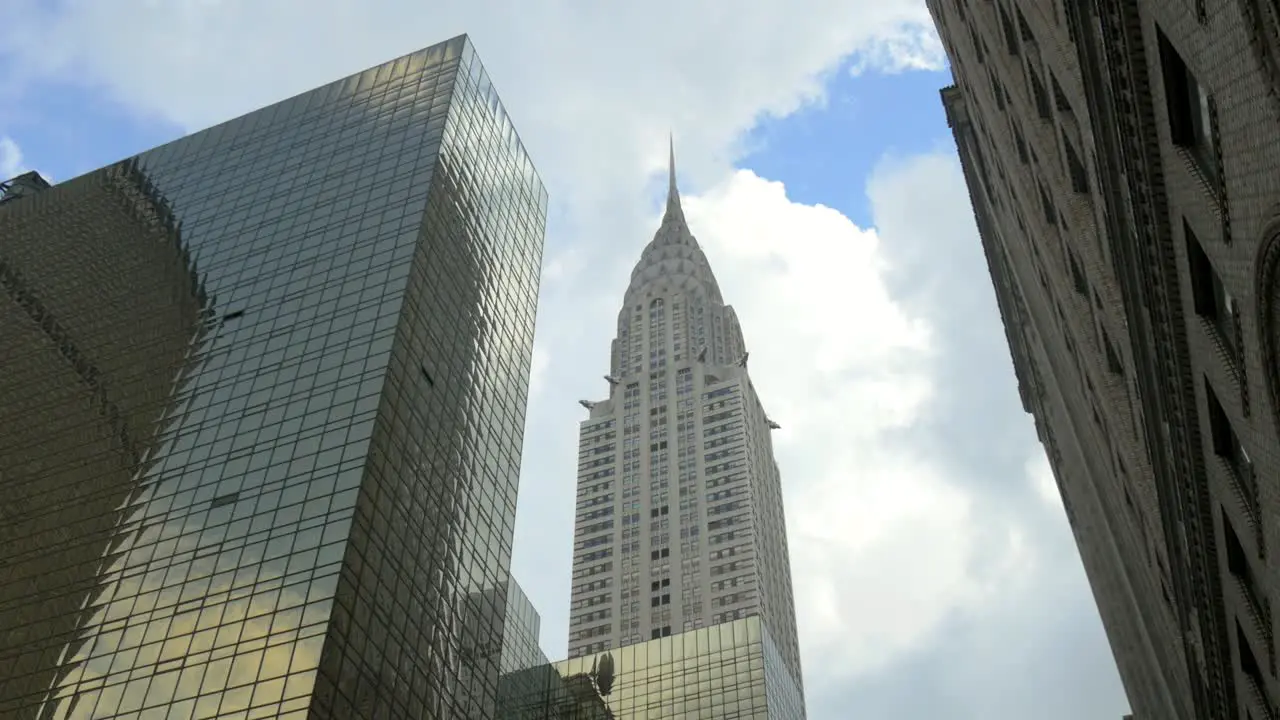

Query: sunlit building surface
0;33;547;719
496;615;799;719
566;145;806;718
0;161;211;712
931;1;1280;718
555;617;802;719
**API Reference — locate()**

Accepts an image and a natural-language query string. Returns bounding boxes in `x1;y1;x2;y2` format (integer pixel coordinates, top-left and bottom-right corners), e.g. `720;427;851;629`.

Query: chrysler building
568;140;805;693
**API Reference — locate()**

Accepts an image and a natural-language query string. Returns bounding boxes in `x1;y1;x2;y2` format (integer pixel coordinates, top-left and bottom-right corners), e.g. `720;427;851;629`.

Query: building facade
567;145;805;711
500;580;549;676
493;579;615;720
555;616;803;719
930;1;1280;719
0;34;547;719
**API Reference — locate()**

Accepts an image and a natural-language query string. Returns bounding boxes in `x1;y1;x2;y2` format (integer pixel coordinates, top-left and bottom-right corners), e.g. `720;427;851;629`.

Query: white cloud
683;165;1032;682
0;136;24;179
1027;450;1063;512
528;343;551;401
848;20;947;76
0;1;941;240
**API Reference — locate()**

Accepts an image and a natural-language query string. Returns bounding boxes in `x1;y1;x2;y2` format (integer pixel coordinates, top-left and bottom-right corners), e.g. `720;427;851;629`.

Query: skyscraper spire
666;132;681;215
568;144;806;711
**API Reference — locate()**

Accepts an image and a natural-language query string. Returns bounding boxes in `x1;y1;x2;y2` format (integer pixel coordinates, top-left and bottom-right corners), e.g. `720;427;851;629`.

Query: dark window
1051;73;1071;113
1103;329;1124;375
1063;133;1089;193
1000;5;1019;54
1237;620;1266;696
1068;251;1088;294
1205;379;1252;482
1017;7;1034;42
969;28;986;64
1185;222;1239;356
1063;0;1078;43
1157;29;1217;181
1039;183;1057;226
210;492;239;509
1223;510;1255;581
1030;70;1052;119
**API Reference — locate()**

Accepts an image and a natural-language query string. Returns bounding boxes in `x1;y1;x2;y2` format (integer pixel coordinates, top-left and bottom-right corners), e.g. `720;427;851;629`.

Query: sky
0;1;1130;718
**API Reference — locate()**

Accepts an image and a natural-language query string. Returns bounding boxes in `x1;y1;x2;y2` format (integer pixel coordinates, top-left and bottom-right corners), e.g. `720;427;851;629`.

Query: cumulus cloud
1028;451;1063;512
848;20;948;76
528;344;552;401
0;136;24;179
0;0;941;233
683;164;1033;682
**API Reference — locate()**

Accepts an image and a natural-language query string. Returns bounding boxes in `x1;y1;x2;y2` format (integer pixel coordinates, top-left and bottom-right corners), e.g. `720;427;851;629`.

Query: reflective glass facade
496;663;614;720
499;581;547;675
0;33;547;720
554;617;802;720
494;581;613;720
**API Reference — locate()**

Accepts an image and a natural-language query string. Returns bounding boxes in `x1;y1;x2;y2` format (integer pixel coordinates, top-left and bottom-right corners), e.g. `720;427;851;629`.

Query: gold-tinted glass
0;34;546;720
508;617;806;720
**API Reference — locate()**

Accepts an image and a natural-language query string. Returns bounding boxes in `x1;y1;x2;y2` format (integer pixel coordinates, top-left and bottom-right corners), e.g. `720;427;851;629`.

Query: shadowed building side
0;162;209;712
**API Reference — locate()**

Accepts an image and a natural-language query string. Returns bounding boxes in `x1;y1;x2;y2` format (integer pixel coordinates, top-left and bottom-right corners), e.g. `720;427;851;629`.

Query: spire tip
667;132;679;209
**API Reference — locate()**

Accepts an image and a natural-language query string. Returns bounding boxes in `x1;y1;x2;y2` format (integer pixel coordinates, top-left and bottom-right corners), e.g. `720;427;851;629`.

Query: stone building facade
566;145;805;711
929;1;1280;718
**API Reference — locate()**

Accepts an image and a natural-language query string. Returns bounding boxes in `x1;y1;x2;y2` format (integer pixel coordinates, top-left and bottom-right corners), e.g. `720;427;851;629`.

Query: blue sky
744;66;954;226
1;80;171;181
0;2;1129;718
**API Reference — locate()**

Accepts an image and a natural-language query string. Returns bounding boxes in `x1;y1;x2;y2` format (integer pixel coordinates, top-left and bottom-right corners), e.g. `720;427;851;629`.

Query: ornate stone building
566;144;806;718
929;1;1280;718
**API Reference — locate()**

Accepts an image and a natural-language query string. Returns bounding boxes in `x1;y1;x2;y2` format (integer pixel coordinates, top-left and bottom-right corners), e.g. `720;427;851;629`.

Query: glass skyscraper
566;144;806;718
0;34;546;720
